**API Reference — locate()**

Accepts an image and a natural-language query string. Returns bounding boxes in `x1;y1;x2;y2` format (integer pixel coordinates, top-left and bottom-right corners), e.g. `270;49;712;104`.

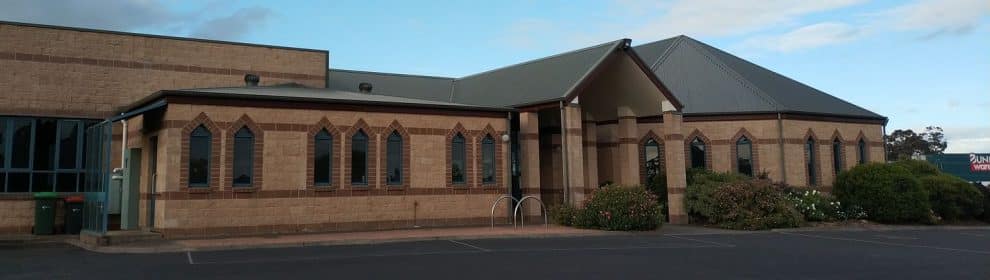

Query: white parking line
186;251;195;265
779;232;990;255
448;240;490;252
664;234;736;248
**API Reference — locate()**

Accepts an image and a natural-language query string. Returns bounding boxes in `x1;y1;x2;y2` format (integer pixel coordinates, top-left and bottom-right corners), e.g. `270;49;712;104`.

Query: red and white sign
972;153;990;172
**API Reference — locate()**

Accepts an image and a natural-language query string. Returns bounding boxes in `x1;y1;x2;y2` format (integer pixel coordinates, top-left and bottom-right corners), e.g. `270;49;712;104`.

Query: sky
2;0;988;152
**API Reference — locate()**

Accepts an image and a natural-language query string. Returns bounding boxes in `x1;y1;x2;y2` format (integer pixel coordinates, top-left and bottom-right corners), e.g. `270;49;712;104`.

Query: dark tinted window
232;127;253;186
0;120;5;168
33;119;56;171
643;139;661;180
386;131;402;185
314;129;332;186
481;135;496;184
451;133;466;184
188;125;211;187
690;137;706;169
806;138;817;186
832;139;843;175
58;121;79;169
11;119;32;168
736;137;753;176
351;130;368;185
858;139;867;165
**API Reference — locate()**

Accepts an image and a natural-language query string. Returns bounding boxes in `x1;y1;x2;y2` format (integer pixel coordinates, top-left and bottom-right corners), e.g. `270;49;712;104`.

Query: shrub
685;169;747;223
787;189;865;222
645;174;668;217
920;174;984;221
892;159;940;177
710;180;803;230
833;163;931;224
976;183;990;222
574;185;664;231
549;204;578;226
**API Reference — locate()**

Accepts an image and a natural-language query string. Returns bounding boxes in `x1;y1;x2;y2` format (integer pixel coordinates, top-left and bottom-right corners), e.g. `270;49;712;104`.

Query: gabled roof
328;39;632;108
634;35;885;120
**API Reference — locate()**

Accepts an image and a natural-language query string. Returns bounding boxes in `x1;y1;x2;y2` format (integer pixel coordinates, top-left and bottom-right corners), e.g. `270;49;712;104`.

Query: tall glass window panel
643;139;661;180
11;119;33;169
232;127;254;186
386;131;402;185
0;119;6;169
806;138;817;186
33;119;57;171
314;130;332;186
188;125;211;187
451;133;466;184
481;135;495;184
736;137;754;176
689;137;706;170
832;139;843;175
58;121;80;169
858;139;867;165
351;130;368;185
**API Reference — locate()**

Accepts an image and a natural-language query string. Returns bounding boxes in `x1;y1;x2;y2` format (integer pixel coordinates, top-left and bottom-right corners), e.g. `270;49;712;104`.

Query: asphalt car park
2;228;988;279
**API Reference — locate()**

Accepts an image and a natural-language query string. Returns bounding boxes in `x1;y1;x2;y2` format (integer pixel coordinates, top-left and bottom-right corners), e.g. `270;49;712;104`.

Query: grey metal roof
125;84;511;112
327;69;455;103
453;40;626;107
634;36;885;119
327;40;627;108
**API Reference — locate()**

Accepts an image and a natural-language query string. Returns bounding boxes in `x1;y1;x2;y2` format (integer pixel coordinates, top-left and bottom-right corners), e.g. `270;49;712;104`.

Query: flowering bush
788;189;866;222
685;169;748;223
574;185;664;231
549;204;578;226
710;180;803;230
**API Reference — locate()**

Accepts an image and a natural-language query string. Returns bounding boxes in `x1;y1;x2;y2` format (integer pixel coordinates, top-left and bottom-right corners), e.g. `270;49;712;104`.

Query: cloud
624;0;867;40
941;126;990;153
741;22;861;52
874;0;990;39
191;7;274;40
0;0;274;41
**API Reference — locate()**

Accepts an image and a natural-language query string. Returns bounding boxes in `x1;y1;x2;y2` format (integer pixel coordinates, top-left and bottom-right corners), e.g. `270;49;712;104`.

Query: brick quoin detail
446;123;473;188
476;124;503;189
180;112;222;192
639;130;664;185
224;114;264;191
306;117;342;190
380;120;411;190
345;119;377;189
683;129;713;171
729;128;761;176
804;129;823;187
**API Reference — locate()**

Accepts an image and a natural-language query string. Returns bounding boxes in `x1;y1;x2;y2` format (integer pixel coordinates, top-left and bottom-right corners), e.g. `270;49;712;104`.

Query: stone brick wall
0;199;34;234
0;22;328;119
133;103;510;238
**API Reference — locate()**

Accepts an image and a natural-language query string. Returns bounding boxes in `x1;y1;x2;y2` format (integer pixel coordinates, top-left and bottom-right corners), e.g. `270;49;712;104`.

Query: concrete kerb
772;224;990;233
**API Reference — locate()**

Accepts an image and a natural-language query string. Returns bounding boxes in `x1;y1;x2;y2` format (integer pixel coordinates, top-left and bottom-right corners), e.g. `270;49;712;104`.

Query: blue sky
3;0;988;152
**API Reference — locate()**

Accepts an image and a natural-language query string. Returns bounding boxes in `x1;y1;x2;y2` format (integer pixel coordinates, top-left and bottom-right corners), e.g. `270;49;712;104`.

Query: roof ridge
679;37;782;110
329;68;456;80
456;39;627;81
649;36;684;71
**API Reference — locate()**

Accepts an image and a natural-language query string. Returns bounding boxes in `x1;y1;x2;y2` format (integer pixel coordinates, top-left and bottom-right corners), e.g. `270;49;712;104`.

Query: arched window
386;131;402;185
351;130;368;185
858;139;867;165
232;127;254;186
314;129;332;186
689;137;707;170
451;133;466;185
643;139;662;180
806;138;817;186
736;136;753;177
481;135;496;184
832;138;843;175
189;125;211;187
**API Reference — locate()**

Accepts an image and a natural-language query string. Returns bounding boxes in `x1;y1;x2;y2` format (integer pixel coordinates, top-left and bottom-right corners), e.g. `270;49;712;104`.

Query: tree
885;126;948;161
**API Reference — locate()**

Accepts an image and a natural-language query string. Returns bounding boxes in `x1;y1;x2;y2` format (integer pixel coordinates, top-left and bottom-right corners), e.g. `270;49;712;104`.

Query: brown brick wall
0;22;327;119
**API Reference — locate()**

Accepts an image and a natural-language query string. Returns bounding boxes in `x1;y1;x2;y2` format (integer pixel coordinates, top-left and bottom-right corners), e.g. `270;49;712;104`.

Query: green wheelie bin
33;192;58;235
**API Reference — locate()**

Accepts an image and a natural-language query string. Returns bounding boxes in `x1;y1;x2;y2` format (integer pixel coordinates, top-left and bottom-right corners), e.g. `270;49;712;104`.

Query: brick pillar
582;117;599;196
616;107;639;185
563;105;586;205
663;111;688;224
518;112;543;217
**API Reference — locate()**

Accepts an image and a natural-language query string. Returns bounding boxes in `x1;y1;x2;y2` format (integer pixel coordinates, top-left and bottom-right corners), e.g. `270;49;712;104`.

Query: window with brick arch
736;137;753;177
232;126;254;187
858;139;867;165
806;137;817;186
314;129;332;186
481;135;496;184
689;137;707;170
386;131;402;186
451;133;466;185
189;125;211;187
643;139;662;181
351;130;368;185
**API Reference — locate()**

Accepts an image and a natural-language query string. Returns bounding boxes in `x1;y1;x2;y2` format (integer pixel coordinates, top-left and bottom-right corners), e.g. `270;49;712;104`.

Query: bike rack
489;195;520;228
513;195;548;228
